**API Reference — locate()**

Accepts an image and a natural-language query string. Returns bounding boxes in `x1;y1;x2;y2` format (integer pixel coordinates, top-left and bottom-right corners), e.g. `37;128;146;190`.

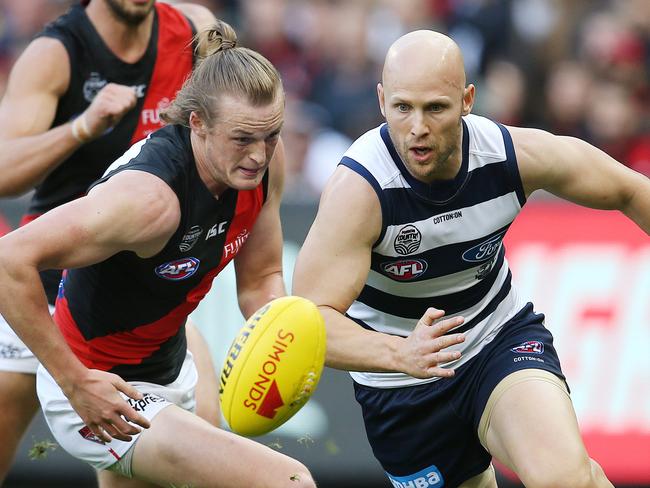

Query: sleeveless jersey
341;114;528;388
53;125;269;384
25;2;195;304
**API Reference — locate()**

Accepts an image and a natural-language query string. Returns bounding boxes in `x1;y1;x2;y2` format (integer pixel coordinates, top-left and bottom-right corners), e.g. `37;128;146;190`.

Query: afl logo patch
381;259;428;281
155;257;200;281
394;225;422;255
511;341;544;354
462;232;505;263
179;225;203;252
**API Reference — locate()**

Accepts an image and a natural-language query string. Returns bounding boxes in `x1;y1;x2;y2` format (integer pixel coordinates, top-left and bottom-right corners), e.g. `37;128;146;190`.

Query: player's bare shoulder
5;36;70;98
506;125;568;197
318;165;382;245
173;2;217;33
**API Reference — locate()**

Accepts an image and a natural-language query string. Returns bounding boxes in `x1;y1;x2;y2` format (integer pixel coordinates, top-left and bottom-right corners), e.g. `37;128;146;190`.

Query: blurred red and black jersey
25;2;195;304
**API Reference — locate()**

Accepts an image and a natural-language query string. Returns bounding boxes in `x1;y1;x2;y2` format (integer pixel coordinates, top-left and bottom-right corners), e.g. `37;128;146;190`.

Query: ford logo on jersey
381;259;428;281
462;232;505;263
155;257;200;281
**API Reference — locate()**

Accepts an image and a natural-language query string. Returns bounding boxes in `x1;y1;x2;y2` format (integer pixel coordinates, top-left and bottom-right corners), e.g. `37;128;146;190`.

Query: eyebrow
230;125;283;137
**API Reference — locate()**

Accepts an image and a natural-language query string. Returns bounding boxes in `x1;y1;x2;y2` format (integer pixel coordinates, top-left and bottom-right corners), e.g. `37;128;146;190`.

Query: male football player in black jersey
0;1;221;486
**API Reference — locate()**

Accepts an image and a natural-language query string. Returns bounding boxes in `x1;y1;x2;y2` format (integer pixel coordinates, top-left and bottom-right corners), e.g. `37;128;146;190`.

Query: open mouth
410;147;432;161
239;167;260;177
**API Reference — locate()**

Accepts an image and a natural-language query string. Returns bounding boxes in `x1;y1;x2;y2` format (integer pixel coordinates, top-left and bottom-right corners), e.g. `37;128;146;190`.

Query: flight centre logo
394;225;422;255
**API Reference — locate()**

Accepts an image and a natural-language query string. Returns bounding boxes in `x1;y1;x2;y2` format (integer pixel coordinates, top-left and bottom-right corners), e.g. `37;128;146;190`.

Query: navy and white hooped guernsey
341;114;529;388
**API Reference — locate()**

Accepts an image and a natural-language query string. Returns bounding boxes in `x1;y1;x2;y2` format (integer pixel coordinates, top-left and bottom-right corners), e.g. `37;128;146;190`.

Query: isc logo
381;259;428;281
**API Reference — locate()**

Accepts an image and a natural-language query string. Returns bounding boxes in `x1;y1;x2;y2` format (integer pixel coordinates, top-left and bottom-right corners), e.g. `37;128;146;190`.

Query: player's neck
86;2;154;64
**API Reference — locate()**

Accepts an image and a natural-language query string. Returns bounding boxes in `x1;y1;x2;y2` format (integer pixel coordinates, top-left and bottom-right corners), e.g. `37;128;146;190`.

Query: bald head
382;30;466;92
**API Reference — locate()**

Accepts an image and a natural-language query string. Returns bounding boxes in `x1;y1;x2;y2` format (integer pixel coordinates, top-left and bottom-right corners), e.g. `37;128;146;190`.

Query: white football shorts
36;350;198;471
0;306;54;374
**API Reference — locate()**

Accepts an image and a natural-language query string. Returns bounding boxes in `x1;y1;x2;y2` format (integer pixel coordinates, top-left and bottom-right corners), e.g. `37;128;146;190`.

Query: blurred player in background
0;1;220;486
0;21;316;488
294;30;649;487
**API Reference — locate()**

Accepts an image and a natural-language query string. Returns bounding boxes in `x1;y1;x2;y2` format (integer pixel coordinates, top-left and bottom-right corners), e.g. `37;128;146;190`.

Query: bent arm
292;167;402;371
234;139;287;319
512;126;650;233
0;170;180;388
0;37;82;196
294;167;465;377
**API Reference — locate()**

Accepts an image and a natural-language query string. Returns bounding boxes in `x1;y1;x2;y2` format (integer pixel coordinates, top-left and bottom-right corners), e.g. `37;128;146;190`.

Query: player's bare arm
234;138;287;319
293;166;465;378
0;38;72;196
0;171;180;442
0;37;138;197
511;126;650;233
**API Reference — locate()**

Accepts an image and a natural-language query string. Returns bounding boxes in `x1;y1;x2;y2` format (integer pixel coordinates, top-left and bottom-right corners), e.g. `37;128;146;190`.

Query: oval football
219;296;326;436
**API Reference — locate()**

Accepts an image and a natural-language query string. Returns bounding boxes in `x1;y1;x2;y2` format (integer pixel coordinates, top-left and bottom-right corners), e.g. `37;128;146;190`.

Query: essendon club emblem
511;341;544;354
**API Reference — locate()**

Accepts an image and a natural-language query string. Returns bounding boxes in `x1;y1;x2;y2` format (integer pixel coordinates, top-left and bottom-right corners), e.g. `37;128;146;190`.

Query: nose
410;111;430;139
248;140;266;165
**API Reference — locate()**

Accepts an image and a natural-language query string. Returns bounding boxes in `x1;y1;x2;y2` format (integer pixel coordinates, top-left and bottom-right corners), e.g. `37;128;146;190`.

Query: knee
282;461;316;488
518;456;606;488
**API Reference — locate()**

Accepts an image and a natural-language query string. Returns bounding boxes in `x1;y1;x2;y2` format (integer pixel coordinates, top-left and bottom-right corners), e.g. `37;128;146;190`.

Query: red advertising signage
504;201;650;484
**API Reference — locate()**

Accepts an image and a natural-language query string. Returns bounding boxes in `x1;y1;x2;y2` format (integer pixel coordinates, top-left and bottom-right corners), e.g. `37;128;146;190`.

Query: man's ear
377;82;386;118
189;111;207;137
462;84;475;116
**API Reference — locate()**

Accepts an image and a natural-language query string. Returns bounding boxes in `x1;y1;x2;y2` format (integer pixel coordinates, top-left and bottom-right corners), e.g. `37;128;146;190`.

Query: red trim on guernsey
129;3;194;144
55;185;266;371
19;213;41;227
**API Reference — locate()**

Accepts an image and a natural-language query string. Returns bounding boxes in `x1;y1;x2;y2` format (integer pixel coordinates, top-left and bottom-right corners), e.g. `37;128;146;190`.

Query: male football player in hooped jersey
0;22;317;488
294;31;650;488
0;1;222;486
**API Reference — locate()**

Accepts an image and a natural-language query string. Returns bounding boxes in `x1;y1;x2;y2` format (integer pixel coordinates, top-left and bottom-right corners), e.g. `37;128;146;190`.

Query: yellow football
219;296;326;436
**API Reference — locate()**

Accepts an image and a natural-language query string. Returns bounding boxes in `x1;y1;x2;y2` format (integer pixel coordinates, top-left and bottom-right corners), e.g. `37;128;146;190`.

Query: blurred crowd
0;0;648;204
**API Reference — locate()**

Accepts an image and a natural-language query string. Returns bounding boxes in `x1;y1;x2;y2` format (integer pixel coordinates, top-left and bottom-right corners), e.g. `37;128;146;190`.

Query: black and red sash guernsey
54;125;270;384
25;2;195;304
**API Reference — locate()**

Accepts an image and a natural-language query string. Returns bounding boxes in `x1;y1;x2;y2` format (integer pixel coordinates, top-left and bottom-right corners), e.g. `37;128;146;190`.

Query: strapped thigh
477;369;569;448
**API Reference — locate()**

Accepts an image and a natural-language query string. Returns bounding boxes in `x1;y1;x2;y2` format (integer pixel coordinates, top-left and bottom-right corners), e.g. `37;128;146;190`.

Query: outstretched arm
293;166;464;378
0;170;180;441
511;126;650;233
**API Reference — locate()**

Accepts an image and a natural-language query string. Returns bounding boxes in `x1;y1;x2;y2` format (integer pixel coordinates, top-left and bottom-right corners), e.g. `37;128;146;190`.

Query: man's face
104;0;156;25
378;65;473;183
196;94;284;193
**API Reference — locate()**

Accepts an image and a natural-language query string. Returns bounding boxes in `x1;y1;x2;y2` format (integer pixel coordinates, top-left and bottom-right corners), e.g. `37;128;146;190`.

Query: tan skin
0;2;220;486
294;30;649;487
0;93;315;488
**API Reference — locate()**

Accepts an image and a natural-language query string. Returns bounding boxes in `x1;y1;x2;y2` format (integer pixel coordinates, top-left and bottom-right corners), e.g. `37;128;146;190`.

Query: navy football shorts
354;302;566;488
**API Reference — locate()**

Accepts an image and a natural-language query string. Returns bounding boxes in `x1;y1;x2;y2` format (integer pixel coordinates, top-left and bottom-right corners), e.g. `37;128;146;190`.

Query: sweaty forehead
217;95;284;132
